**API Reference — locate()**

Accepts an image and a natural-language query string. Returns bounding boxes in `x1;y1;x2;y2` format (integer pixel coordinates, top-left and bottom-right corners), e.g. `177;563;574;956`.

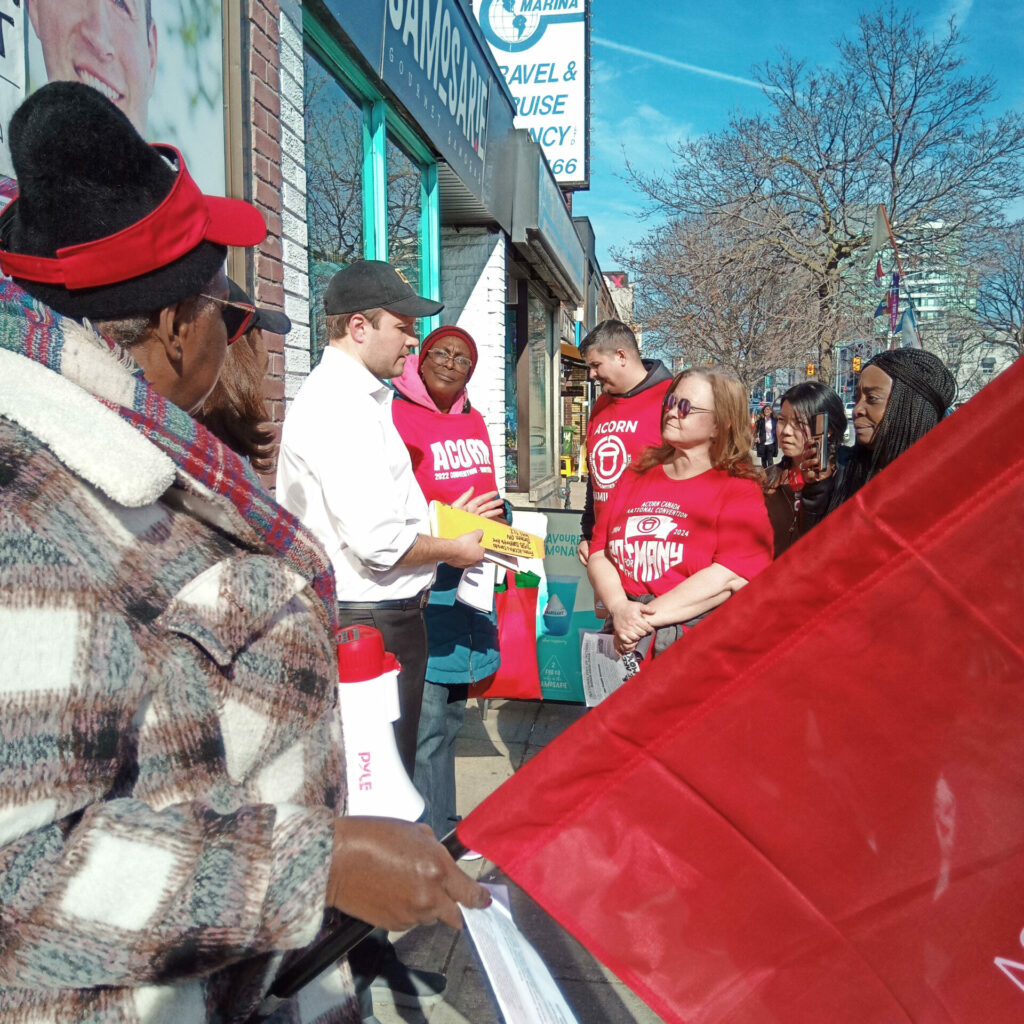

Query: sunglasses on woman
663;394;714;417
200;293;257;344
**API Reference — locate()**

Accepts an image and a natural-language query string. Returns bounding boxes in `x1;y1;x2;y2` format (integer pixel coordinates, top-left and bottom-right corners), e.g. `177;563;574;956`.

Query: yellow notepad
428;501;545;562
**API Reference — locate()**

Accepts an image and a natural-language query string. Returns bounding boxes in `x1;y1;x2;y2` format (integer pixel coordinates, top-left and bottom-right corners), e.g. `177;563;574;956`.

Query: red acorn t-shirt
586;380;672;534
392;400;498;505
591;465;773;597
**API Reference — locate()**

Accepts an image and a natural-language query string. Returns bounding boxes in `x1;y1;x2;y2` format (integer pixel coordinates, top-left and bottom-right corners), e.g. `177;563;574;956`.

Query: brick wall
439;227;507;491
247;0;287;439
277;0;312;407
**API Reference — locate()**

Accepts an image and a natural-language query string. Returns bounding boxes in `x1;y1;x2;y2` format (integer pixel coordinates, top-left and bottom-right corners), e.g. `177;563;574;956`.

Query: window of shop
504;313;519;488
303;16;440;359
527;289;556;489
303;53;363;357
386;136;424;294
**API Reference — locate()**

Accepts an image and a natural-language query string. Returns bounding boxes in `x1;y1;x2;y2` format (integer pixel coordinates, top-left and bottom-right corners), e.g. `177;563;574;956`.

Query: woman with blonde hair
588;367;773;658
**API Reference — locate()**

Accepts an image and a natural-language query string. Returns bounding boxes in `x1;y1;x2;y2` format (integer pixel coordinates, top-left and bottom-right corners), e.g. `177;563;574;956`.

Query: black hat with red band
0;82;266;320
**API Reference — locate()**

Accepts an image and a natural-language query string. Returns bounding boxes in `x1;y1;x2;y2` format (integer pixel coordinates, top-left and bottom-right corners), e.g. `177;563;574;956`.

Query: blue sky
573;0;1024;271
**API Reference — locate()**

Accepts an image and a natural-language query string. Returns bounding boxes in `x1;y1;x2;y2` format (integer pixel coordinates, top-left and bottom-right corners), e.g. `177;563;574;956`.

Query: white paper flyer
462;885;580;1024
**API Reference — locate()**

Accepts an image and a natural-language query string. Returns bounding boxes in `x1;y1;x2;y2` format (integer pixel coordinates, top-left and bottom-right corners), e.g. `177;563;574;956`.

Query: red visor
0;146;266;289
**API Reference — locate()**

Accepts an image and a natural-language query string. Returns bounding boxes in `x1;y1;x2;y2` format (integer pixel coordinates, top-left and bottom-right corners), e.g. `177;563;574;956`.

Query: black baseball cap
228;278;291;335
323;259;443;317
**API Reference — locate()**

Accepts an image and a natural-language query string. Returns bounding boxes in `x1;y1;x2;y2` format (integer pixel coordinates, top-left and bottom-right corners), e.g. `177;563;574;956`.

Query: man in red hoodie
577;319;673;566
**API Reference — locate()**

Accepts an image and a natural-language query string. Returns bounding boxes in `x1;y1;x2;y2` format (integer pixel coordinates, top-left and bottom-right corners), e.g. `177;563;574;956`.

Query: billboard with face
0;0;225;195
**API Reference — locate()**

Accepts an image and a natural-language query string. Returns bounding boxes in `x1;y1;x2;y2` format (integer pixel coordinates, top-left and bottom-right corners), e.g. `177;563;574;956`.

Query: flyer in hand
429;501;545;568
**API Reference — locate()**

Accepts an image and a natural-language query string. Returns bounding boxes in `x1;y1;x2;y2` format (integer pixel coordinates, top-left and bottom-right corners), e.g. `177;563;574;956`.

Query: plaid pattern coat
0;292;359;1022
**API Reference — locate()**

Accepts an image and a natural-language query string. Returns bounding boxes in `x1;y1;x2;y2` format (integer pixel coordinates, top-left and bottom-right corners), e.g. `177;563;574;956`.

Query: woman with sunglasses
762;381;847;556
196;279;287;477
391;326;506;841
588;368;773;658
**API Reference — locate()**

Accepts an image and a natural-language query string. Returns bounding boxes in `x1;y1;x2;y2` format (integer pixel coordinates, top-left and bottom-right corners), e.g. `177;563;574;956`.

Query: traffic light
806;362;815;376
852;356;862;372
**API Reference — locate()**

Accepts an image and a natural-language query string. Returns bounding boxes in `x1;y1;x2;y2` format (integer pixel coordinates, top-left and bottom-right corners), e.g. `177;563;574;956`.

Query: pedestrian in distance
755;403;779;468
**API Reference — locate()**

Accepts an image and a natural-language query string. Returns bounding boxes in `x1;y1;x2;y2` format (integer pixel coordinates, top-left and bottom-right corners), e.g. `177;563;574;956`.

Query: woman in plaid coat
0;83;486;1023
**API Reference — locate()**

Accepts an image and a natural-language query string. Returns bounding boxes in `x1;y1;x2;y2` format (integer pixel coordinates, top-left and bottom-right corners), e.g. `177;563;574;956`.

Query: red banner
459;357;1024;1023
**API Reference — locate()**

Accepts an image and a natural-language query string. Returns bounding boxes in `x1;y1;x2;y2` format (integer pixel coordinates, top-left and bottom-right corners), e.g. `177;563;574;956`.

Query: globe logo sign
488;1;541;45
478;0;584;53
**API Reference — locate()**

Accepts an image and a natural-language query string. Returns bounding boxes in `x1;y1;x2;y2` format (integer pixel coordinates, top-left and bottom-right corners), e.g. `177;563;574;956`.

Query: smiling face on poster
0;0;225;195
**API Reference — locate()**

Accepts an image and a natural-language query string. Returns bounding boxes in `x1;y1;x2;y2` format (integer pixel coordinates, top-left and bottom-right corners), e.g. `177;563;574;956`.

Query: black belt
336;590;429;612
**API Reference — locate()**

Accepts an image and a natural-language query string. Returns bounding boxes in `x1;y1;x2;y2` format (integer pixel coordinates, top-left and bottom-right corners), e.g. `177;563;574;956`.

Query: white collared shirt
276;347;434;601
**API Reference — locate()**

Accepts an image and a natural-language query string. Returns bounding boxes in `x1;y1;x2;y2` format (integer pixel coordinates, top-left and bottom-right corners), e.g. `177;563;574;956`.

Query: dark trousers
335;602;429;1013
335;603;428;777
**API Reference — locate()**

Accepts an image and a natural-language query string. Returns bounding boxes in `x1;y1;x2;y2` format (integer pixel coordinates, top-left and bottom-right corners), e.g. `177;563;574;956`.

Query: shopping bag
468;571;542;701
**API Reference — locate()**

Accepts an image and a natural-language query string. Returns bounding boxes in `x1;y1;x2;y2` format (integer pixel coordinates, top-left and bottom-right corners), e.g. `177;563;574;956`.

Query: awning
560;341;583;361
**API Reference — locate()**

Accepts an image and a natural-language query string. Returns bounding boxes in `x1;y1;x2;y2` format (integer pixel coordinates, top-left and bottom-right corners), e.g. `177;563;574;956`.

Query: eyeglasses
425;347;473;372
776;416;808;432
200;293;256;344
663;394;714;417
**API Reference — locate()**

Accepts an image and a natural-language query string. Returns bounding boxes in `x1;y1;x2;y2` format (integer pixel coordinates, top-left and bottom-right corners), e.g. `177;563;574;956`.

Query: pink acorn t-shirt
391;400;498;506
591;465;773;597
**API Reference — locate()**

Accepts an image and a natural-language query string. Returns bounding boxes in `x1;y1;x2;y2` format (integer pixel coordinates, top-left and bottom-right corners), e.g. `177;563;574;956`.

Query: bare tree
625;4;1024;383
925;219;1024;397
305;65;364;275
962;221;1024;358
303;59;425;355
621;214;829;392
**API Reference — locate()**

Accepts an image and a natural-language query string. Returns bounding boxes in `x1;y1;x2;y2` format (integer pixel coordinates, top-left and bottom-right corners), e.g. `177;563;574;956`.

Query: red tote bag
468;571;542;701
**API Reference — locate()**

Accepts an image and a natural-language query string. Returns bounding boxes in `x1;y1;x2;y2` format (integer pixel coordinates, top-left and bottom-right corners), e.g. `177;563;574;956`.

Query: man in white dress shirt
276;260;484;1021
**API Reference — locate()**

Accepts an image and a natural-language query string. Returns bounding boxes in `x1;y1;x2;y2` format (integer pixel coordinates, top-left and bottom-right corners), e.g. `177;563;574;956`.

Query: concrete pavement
374;697;666;1024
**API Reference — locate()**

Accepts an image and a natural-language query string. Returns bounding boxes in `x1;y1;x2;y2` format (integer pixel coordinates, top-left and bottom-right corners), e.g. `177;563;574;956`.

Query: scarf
0;276;338;630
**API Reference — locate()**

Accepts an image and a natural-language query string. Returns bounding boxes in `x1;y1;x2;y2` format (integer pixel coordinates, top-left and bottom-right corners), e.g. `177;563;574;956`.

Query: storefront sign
537;157;585;295
476;0;589;188
382;0;490;194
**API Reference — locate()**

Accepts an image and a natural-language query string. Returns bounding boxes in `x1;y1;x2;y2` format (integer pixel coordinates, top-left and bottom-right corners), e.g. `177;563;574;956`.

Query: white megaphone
336;624;425;821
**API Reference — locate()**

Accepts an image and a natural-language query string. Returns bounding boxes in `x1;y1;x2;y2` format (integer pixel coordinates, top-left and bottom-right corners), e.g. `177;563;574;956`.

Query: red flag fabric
459;355;1024;1024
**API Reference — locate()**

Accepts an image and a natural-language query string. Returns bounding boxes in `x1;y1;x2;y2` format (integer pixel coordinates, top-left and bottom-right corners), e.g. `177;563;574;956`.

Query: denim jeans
412;681;468;839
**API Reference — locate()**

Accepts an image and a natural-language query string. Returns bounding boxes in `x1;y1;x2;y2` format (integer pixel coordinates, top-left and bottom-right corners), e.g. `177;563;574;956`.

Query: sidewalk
375;697;666;1024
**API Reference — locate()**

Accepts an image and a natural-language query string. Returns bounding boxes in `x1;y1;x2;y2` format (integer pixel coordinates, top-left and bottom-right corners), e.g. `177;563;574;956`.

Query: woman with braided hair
825;348;957;513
